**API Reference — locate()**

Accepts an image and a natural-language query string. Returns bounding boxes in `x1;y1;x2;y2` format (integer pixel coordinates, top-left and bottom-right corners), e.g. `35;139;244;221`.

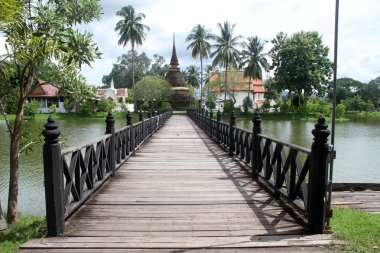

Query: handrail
42;110;173;236
187;108;330;234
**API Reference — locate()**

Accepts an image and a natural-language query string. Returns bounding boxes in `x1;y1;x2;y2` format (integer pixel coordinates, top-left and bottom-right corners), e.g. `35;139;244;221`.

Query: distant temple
165;34;190;109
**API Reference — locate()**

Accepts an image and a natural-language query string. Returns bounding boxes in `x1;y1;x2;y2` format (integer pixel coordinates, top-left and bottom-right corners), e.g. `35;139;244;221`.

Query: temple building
165;35;190;109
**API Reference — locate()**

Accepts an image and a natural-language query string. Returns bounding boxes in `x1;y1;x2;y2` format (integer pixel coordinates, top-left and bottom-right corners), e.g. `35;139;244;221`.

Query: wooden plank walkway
21;115;335;252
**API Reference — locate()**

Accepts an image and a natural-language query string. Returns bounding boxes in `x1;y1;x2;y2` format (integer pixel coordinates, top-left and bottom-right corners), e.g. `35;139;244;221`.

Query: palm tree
186;24;213;103
115;5;150;109
210;21;243;101
240;36;269;99
185;65;200;88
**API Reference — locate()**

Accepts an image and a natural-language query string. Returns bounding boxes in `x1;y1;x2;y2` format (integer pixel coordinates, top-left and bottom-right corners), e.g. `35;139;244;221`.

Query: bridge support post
126;111;134;154
105;112;116;176
148;110;152;135
308;116;330;234
229;111;236;157
252;114;262;179
217;110;222;143
42;116;64;236
139;111;144;141
209;110;213;138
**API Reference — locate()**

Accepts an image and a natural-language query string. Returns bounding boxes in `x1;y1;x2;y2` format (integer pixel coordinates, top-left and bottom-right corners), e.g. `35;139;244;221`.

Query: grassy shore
0;215;45;253
332;207;380;252
2;111;147;123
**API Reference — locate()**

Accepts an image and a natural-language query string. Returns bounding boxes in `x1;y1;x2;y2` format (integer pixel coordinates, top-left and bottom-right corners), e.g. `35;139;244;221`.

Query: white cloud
2;0;380;85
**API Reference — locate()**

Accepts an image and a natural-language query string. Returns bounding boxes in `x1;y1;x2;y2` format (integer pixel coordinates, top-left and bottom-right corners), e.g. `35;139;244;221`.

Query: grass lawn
0;215;45;253
332;207;380;252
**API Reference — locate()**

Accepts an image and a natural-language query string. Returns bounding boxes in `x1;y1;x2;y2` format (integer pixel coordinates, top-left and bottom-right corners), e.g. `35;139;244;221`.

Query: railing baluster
42;116;64;236
105;112;116;176
252;114;262;178
308;116;330;234
217;110;221;143
229;111;236;157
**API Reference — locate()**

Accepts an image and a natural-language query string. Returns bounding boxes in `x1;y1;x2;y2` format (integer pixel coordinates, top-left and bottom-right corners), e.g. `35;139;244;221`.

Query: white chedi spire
110;79;115;90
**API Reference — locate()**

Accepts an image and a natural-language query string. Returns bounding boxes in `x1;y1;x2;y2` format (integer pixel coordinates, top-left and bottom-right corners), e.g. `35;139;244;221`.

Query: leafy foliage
134;76;172;104
24;100;40;117
186;24;214;99
211;21;243;101
270;31;333;97
184;65;200;88
242;96;253;113
102;51;152;88
0;0;102;223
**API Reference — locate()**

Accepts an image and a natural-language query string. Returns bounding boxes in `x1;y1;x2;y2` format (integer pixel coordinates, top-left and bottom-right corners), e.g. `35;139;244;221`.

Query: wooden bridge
21;111;335;252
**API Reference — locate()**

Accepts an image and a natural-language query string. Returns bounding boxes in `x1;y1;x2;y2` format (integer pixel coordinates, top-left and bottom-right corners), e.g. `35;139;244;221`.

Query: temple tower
165;34;190;109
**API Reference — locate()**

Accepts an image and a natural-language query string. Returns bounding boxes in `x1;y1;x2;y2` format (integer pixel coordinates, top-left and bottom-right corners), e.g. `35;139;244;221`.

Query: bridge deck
21;115;333;252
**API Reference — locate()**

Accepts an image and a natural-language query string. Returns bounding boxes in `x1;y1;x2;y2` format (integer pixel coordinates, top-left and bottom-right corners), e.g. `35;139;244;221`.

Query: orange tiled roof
210;71;264;93
29;80;61;97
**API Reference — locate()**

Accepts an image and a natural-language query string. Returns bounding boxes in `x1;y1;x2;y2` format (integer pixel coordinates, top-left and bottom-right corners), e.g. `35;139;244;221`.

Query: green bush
223;100;234;113
159;101;172;110
206;98;216;110
242;96;253;113
97;97;110;112
336;104;346;118
25;100;40;116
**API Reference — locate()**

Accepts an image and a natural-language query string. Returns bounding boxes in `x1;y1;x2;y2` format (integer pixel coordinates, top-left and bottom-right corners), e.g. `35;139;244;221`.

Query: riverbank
0;215;45;253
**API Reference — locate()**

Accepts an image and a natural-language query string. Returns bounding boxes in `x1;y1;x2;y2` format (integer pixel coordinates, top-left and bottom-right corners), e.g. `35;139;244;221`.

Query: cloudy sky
2;0;380;86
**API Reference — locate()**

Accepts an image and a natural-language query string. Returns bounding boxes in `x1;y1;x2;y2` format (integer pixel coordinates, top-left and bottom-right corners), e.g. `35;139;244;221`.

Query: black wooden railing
187;109;331;234
42;110;172;236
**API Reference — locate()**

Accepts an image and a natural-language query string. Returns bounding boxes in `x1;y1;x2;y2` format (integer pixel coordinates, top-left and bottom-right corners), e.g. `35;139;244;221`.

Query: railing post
105;112;116;176
217;110;222;143
308;116;330;234
42;116;64;236
209;110;213;138
148;110;152;135
229;111;236;157
201;109;204;130
252;114;262;179
139;110;144;140
205;110;209;133
126;111;134;154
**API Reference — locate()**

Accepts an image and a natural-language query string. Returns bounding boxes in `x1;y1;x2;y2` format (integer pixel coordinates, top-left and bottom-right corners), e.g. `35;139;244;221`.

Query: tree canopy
269;31;333;97
0;0;102;224
134;76;172;103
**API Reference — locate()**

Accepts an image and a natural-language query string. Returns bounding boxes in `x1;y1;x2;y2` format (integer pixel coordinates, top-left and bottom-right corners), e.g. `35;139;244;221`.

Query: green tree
211;21;243;101
240;36;269;98
115;5;150;109
242;96;253;113
63;73;97;113
359;78;380;107
263;77;280;102
186;24;213;102
184;65;200;88
134;76;172;108
149;54;169;77
0;0;22;27
328;77;364;104
102;51;151;88
0;0;101;224
269;31;333;101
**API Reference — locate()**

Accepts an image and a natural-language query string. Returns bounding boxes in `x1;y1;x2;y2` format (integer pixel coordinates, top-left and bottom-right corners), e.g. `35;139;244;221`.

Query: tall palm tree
210;21;242;101
240;36;269;99
115;5;149;109
184;65;201;88
186;24;213;103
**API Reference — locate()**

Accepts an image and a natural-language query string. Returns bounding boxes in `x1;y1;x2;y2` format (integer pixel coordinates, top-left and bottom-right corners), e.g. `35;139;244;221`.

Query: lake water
0;115;379;215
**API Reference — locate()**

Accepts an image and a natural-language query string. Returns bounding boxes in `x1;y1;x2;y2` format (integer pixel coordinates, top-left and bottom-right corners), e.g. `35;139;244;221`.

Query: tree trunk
7;96;25;224
132;44;136;111
200;56;203;103
224;61;228;101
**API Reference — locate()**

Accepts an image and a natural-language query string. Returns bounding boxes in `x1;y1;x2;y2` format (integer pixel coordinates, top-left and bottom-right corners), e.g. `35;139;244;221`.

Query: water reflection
1;115;379;215
235;116;380;184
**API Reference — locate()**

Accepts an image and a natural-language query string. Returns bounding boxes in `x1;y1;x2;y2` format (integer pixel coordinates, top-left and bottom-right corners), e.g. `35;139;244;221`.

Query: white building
210;71;266;111
97;80;133;112
28;80;68;113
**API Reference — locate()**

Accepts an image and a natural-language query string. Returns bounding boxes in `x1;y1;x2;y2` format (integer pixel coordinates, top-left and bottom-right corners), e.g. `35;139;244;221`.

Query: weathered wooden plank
21;115;331;252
